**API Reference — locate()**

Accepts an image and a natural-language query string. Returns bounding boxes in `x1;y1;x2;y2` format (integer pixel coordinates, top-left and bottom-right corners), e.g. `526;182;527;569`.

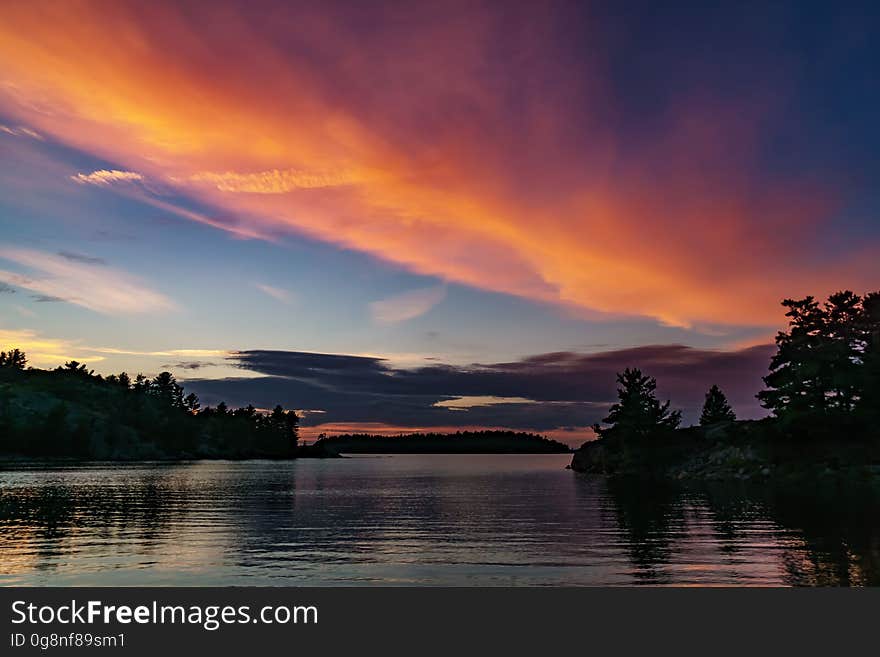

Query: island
571;290;880;482
306;431;571;455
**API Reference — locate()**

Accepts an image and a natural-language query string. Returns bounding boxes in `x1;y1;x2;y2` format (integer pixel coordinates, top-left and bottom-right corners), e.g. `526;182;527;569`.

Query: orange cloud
186;168;360;193
0;2;872;328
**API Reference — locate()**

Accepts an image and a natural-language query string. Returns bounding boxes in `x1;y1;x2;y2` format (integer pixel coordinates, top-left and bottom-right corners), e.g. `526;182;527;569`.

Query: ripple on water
0;455;878;586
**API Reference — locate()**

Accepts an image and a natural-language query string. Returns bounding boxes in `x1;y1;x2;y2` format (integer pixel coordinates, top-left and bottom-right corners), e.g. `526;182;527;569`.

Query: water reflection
599;479;686;584
600;479;880;586
0;457;877;585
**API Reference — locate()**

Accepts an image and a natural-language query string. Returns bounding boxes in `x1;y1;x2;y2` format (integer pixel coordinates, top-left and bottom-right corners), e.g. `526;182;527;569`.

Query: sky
1;1;878;446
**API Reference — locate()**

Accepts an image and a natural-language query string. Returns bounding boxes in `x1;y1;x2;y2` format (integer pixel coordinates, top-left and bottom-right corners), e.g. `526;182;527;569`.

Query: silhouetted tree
594;368;681;439
183;392;201;413
234;404;257;419
823;291;864;410
106;371;132;389
0;348;27;369
267;404;299;449
149;371;184;409
862;292;880;421
759;291;880;419
700;385;736;425
134;374;149;393
759;296;826;416
59;360;93;377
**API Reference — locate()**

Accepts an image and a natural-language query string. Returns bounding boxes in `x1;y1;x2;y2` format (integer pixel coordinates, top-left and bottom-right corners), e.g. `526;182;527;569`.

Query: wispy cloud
13;305;36;318
0;124;42;140
131;192;272;241
370;285;446;324
255;283;295;304
87;347;228;358
0;282;15;294
187;169;359;193
71;169;144;186
162;360;213;370
0;246;175;314
433;395;537;410
57;250;106;266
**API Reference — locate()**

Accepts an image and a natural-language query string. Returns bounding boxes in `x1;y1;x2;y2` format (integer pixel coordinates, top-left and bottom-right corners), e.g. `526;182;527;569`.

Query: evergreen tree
59;360;93;377
700;384;736;425
149;372;184;409
758;296;827;415
758;291;880;418
862;292;880;420
183;392;201;413
823;290;864;411
594;368;681;439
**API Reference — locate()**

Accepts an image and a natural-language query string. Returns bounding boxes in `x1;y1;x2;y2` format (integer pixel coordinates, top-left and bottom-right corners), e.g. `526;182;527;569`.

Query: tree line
313;430;571;454
0;354;298;459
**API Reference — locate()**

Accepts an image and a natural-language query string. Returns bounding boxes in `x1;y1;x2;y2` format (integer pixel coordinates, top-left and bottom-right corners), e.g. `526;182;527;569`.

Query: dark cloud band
186;344;773;434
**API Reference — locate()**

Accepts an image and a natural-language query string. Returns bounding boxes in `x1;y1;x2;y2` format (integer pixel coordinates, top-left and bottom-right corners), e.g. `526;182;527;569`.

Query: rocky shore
570;420;880;483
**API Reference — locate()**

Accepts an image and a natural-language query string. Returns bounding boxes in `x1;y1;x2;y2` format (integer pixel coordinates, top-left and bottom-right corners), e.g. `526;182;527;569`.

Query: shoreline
569;420;880;483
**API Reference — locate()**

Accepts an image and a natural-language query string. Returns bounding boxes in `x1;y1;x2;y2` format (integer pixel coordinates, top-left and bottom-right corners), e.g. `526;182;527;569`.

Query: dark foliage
593;368;681;440
0;348;27;370
0;357;298;460
700;384;736;425
758;290;880;430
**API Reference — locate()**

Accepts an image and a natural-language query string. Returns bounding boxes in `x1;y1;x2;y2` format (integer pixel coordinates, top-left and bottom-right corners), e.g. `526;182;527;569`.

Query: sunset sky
1;1;878;444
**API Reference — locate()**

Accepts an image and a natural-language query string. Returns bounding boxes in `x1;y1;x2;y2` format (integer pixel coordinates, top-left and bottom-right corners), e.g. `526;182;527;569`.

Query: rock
569;441;607;473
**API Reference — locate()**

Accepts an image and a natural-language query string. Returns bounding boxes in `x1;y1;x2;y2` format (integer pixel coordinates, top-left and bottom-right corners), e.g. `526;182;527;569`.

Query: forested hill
311;431;572;454
0;355;298;460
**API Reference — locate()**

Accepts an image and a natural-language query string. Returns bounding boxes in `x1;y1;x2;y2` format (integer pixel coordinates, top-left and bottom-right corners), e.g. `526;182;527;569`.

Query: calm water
1;455;877;586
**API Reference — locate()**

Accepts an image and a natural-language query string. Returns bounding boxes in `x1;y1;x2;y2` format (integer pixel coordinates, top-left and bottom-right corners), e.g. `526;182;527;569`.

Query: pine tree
183;392;201;413
862;292;880;421
149;372;184;409
758;291;880;418
758;296;827;415
594;368;681;439
700;384;736;425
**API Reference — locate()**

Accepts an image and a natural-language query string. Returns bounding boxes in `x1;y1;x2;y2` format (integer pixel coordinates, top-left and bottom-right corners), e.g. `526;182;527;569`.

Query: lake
0;454;877;586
